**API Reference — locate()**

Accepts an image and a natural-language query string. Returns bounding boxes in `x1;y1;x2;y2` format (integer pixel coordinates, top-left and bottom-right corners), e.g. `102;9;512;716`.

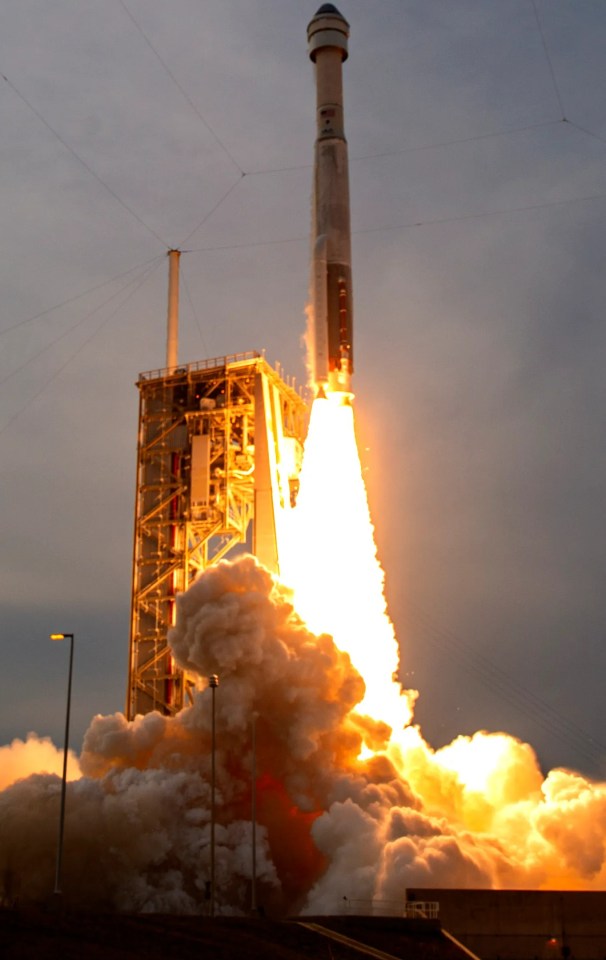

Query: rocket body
308;5;353;395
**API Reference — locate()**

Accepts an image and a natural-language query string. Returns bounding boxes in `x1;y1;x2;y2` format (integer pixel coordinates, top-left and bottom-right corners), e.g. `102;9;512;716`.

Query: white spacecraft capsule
307;4;353;396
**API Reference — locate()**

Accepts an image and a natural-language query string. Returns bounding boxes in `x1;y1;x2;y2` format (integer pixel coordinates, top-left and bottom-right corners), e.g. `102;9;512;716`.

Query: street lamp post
251;711;258;914
208;674;219;917
49;632;74;898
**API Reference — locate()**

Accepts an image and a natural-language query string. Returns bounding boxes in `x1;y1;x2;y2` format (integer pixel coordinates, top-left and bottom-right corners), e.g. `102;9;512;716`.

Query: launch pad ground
0;909;470;960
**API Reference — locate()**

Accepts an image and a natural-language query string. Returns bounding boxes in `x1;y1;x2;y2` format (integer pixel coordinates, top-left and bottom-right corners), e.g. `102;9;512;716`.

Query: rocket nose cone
315;3;342;15
313;3;348;22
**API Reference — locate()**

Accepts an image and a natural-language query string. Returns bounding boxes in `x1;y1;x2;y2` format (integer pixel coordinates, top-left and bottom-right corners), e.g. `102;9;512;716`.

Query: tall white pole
251;712;257;914
209;674;219;917
50;632;74;898
166;249;180;371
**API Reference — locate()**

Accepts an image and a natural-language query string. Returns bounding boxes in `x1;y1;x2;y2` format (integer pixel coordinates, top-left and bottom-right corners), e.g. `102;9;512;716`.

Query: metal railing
341;898;439;919
404;901;440;920
138;351;263;382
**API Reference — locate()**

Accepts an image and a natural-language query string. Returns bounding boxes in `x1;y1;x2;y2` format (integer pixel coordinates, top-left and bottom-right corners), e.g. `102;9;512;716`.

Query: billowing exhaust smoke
3;544;606;913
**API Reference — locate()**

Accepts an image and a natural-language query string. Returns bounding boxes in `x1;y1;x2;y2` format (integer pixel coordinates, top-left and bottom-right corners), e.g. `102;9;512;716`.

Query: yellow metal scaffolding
127;352;307;719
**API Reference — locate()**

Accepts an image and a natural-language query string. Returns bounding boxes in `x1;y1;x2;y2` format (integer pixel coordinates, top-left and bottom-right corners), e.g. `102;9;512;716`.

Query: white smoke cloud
2;555;606;913
0;762;277;911
0;556;363;912
0;733;80;790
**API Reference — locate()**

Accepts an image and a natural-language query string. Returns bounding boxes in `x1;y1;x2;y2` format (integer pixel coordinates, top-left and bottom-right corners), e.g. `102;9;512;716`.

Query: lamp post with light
49;632;74;898
208;674;219;917
251;711;258;914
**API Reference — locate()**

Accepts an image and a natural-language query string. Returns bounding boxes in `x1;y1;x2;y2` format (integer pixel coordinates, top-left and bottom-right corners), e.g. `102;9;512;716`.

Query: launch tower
127;345;306;719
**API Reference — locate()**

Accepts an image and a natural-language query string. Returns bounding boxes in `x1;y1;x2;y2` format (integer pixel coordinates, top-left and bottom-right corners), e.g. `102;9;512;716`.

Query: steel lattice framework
127;352;307;719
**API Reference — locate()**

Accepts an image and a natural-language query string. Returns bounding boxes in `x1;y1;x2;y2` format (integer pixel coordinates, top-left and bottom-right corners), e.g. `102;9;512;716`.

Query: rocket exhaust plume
280;394;416;741
4;5;606;917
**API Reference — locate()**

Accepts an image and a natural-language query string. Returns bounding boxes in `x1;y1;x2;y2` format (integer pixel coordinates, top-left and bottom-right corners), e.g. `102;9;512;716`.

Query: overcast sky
1;0;605;779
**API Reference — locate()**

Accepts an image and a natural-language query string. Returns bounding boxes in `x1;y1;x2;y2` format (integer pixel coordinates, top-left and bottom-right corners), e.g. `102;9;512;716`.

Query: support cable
0;259;162;388
407;603;606;769
184;186;606;254
0;254;162;338
179;174;245;248
0;258;163;436
353;189;606;237
116;1;247;249
0;256;163;434
530;0;566;120
408;606;602;759
565;119;606;151
187;235;306;254
0;73;169;248
117;0;244;177
245;119;565;176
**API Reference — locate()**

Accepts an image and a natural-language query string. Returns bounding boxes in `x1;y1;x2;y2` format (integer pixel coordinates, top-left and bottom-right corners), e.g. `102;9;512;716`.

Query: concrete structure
408;889;606;960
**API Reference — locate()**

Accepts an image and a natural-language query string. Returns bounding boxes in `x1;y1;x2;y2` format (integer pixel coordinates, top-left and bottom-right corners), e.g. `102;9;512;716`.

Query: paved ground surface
0;909;470;960
309;916;470;960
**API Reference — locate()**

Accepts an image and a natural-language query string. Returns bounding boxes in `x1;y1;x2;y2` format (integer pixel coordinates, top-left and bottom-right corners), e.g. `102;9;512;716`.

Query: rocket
307;4;353;397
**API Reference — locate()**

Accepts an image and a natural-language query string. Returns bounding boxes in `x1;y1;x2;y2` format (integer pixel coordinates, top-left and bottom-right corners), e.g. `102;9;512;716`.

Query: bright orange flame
282;394;414;738
279;389;606;893
434;733;516;794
